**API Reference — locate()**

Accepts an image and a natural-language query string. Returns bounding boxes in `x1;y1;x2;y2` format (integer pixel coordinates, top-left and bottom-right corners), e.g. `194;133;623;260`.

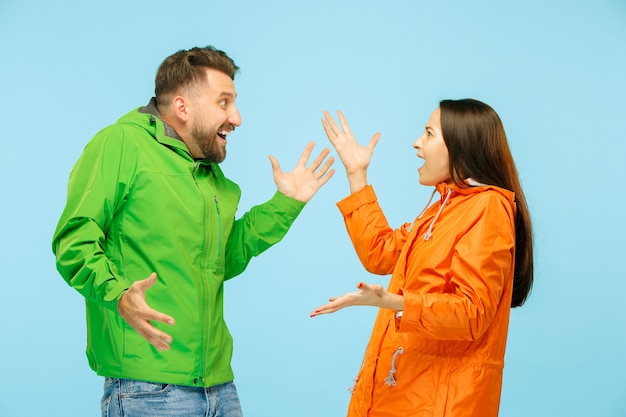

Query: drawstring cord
415;179;485;239
416;189;437;220
384;347;404;387
408;189;436;233
348;351;367;393
422;189;453;241
348;375;358;393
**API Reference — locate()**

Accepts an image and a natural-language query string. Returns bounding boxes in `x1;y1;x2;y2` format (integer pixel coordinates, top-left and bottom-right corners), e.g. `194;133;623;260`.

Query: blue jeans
101;378;244;417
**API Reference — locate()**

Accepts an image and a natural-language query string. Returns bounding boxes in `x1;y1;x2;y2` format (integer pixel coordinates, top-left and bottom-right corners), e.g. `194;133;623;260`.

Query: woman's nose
413;135;423;149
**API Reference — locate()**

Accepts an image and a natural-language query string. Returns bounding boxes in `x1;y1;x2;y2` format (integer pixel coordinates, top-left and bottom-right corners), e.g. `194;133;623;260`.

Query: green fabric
52;103;304;387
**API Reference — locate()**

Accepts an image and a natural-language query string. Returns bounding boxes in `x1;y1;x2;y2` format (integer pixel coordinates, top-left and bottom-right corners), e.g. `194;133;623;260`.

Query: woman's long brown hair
439;99;533;307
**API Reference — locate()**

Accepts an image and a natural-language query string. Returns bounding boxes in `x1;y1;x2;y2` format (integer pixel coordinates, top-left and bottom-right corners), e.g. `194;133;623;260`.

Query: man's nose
229;106;242;127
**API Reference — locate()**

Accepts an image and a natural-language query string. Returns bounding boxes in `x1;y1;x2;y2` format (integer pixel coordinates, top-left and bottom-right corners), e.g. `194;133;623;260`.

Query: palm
269;141;335;202
322;110;380;174
310;282;387;317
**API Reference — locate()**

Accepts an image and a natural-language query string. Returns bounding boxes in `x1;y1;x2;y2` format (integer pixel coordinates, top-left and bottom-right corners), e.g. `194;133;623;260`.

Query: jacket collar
138;97;183;142
416;179;515;241
436;179;515;203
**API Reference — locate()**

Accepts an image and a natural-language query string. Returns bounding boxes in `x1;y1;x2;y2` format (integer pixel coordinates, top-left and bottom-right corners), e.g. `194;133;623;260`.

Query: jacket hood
417;178;516;241
437;179;515;201
116;98;194;161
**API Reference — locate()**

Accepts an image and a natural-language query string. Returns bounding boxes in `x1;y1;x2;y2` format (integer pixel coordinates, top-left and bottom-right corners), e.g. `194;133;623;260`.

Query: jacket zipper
192;164;223;386
193;161;208;386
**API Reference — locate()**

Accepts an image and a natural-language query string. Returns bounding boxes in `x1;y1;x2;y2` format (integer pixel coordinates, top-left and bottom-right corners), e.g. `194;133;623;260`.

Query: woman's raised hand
322;110;380;192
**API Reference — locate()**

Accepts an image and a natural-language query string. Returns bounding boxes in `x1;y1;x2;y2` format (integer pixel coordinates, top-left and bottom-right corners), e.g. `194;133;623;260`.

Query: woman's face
413;107;450;186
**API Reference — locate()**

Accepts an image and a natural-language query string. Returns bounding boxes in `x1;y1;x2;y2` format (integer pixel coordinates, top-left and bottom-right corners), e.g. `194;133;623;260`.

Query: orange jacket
337;181;516;417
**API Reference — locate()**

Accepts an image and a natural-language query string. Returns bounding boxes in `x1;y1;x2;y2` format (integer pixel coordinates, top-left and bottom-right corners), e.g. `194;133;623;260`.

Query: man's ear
172;96;190;122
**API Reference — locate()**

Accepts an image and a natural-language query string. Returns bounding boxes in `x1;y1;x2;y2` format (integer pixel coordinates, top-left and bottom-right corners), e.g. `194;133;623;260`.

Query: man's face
186;68;241;162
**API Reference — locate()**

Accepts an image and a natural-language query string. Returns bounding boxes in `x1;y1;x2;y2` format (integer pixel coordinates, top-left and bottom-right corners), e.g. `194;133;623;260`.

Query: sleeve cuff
336;185;377;216
102;279;132;311
273;191;306;217
396;288;423;332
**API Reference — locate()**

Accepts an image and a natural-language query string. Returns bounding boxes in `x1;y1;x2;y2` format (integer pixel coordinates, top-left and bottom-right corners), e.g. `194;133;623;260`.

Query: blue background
1;1;625;416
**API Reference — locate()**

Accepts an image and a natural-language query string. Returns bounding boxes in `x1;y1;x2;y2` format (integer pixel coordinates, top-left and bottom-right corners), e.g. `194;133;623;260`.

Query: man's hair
155;46;239;107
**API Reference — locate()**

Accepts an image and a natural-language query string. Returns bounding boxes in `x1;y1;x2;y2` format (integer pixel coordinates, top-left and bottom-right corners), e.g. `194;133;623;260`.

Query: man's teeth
218;130;229;139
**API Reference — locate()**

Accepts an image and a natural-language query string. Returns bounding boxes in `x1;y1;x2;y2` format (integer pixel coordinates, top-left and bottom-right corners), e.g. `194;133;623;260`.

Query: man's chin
202;150;226;164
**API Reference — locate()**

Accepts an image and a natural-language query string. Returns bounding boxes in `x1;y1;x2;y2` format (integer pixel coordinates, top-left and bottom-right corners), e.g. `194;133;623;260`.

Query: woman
311;99;533;417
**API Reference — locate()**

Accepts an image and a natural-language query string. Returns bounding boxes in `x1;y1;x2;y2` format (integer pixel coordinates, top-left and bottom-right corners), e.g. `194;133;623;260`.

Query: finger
144;307;176;325
372;284;385;293
153;338;172;351
136;272;158;292
310;295;345;316
145;327;174;351
296;141;315;167
322;111;343;136
356;282;376;294
322;118;340;146
127;316;174;351
316;167;336;187
268;155;282;174
356;282;384;299
315;155;335;177
308;147;331;171
336;110;353;134
310;305;341;317
368;132;382;150
309;304;324;317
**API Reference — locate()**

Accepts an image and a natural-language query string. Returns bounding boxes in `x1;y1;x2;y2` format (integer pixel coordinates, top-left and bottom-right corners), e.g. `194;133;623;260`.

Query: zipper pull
214;195;220;213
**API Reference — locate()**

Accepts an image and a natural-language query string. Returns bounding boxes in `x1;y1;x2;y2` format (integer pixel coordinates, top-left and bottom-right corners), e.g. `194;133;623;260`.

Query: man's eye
219;100;227;107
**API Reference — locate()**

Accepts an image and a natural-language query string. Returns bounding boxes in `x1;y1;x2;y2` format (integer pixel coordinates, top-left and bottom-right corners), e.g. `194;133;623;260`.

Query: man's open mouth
217;130;230;140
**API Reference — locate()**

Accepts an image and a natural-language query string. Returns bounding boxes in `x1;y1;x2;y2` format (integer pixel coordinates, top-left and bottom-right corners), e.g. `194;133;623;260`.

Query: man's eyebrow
219;91;237;98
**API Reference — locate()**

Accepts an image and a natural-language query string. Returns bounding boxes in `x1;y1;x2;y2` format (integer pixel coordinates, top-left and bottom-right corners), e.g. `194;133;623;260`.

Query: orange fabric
337;183;516;417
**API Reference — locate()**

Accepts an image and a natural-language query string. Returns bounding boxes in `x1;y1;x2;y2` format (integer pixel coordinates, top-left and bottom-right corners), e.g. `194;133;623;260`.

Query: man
52;46;334;416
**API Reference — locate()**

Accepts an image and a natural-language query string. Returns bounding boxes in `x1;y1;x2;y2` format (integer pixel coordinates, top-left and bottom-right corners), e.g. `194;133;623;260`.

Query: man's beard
190;121;226;163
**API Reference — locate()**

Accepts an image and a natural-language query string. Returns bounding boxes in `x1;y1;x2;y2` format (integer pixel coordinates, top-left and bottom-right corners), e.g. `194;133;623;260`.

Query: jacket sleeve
223;191;305;280
337;185;409;275
52;127;134;311
397;196;515;341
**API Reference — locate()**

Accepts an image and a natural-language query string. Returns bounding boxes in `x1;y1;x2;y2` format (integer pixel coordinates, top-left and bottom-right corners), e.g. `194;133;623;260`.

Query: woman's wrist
347;169;368;193
382;291;404;311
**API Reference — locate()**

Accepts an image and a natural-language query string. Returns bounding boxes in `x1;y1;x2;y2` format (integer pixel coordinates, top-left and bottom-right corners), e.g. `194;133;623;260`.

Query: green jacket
52;100;305;387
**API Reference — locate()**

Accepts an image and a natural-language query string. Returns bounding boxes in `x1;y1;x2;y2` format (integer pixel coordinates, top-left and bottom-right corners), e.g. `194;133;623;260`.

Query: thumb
268;155;282;174
368;133;381;150
136;272;158;292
